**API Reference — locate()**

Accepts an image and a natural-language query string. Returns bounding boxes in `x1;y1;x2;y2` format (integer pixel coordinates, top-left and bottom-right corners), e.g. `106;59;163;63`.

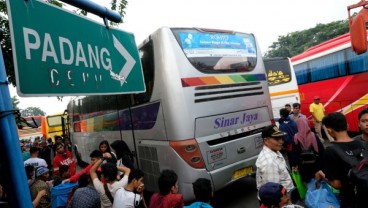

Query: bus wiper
18;116;38;129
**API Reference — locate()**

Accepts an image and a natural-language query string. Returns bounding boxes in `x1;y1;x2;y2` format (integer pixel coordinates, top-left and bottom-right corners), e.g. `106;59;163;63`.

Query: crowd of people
256;98;368;208
2;97;368;208
0;136;214;208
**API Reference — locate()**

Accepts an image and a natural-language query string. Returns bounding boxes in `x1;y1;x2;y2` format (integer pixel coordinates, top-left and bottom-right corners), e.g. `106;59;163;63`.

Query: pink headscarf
294;117;319;153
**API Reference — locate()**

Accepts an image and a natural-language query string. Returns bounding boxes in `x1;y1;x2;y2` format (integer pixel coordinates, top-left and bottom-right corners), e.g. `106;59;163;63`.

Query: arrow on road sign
112;35;136;86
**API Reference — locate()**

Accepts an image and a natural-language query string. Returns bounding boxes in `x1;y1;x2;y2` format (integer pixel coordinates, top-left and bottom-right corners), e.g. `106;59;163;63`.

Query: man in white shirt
256;125;295;194
90;158;131;208
24;147;48;169
113;169;145;208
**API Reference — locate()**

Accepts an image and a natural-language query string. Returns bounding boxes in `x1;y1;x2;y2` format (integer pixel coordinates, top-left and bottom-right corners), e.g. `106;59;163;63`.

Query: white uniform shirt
24;157;48;169
93;175;128;208
112;188;141;208
256;146;295;192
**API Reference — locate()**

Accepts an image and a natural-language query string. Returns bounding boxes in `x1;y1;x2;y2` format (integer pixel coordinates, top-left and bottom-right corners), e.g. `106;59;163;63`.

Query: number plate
232;166;253;179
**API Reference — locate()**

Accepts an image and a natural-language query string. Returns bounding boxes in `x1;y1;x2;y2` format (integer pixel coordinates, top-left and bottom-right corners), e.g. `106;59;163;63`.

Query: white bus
67;27;274;200
264;57;300;119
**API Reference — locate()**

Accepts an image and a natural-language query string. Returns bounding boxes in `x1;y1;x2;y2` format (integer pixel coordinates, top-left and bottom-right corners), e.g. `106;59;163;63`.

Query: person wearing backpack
278;108;298;167
315;112;367;208
292;117;324;183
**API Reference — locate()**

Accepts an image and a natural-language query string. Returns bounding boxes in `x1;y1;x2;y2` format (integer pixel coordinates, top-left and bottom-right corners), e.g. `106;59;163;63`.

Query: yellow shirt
309;103;325;122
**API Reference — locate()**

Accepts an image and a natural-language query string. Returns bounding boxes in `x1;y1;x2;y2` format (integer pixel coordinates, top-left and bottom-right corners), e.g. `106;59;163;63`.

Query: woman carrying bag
292;117;325;183
291;117;325;200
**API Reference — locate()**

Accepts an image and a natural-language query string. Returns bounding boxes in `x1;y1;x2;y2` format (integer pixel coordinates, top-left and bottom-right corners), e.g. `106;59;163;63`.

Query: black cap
261;125;287;138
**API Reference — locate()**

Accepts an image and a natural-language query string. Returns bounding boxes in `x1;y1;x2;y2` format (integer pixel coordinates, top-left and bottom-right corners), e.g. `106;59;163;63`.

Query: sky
8;0;358;114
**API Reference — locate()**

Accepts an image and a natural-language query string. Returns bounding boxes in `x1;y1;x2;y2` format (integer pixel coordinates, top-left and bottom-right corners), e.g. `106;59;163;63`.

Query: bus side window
294;63;309;84
347;48;368;74
132;41;154;105
309;51;346;82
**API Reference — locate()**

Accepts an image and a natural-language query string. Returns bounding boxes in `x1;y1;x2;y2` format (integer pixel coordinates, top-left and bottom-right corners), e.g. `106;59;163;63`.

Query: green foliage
21;107;46;117
264;20;350;58
11;95;19;109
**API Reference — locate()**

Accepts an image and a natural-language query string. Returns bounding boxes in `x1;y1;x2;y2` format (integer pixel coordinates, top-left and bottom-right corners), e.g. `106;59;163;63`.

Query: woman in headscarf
292;117;325;183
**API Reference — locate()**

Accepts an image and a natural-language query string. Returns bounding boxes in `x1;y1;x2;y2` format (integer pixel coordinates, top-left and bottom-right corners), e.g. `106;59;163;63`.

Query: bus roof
291;33;351;62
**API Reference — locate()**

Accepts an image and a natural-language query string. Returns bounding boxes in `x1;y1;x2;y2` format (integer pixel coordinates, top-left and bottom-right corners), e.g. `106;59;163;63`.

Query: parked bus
67;27;274;200
264;57;300;119
291;33;368;133
41;112;68;140
18;116;44;141
24;115;43;127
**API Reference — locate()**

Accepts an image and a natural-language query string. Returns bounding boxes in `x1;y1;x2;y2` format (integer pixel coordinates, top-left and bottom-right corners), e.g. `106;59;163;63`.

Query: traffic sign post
6;0;145;96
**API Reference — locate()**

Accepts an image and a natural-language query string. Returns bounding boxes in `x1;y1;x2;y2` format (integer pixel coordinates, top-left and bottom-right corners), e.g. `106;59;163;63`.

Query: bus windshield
47;115;63;127
24;117;42;127
172;28;257;73
264;58;293;86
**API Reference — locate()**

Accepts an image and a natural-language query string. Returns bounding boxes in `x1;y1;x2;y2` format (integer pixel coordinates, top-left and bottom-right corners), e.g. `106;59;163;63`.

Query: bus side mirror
348;1;368;54
350;9;368;54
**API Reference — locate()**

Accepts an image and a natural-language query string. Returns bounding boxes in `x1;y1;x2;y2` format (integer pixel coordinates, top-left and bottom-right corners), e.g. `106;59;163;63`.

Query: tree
264;20;350;58
21;107;46;117
11;95;19;110
0;0;127;86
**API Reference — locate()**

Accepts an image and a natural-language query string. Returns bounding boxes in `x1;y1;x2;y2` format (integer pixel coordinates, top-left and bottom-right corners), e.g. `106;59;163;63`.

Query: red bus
291;33;368;133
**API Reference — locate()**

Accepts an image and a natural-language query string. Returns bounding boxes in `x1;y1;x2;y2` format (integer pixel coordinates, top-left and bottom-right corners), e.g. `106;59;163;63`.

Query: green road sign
6;0;145;96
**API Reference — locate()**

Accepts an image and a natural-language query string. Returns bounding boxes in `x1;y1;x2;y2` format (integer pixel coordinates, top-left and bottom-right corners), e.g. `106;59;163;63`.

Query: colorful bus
264;57;300;119
291;33;368;133
67;27;274;200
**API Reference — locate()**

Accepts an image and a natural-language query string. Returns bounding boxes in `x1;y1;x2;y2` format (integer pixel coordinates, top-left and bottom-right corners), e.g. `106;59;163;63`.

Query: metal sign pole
0;37;32;207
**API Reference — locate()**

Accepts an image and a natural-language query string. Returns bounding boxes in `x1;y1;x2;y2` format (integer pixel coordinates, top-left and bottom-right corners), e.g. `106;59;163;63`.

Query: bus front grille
194;82;264;103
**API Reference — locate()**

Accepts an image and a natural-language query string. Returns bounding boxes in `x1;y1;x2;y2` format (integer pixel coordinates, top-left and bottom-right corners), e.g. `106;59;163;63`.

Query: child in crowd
149;169;184;208
185;178;213;208
90;157;131;207
99;140;117;164
113;169;146;208
259;182;303;208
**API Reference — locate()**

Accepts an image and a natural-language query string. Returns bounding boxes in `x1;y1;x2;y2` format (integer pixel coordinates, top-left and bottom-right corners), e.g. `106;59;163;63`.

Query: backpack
300;147;317;165
330;143;368;190
279;118;298;145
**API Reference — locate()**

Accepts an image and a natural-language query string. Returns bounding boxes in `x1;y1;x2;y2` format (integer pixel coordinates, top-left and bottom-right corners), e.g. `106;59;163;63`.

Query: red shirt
149;193;184;208
52;150;76;176
69;164;93;183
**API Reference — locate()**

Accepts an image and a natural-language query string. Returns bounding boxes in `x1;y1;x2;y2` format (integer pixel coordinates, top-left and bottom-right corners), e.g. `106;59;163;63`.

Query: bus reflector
169;139;205;169
74;122;81;132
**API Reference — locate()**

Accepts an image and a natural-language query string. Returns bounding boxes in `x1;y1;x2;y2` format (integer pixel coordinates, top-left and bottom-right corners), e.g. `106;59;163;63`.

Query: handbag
291;170;307;200
305;179;340;208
